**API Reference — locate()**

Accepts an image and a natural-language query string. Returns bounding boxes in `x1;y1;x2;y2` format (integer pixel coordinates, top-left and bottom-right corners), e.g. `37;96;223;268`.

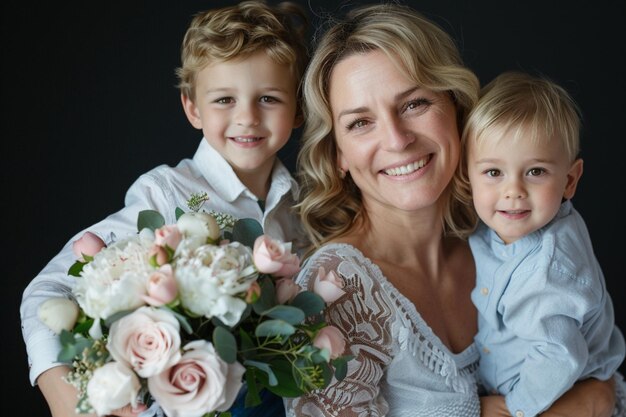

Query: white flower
73;236;152;321
37;298;79;334
176;212;220;242
87;361;140;416
174;242;257;326
107;306;181;378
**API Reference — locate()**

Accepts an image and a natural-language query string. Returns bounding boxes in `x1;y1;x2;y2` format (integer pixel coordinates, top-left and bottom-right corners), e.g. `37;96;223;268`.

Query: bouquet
38;193;351;417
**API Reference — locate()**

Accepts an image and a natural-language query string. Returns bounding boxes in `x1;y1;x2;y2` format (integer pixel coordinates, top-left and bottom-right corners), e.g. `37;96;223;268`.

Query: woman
284;3;620;416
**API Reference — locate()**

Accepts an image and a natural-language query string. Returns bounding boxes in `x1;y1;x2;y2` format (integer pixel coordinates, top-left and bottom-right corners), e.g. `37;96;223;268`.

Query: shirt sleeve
502;264;597;417
20;169;177;385
284;246;395;416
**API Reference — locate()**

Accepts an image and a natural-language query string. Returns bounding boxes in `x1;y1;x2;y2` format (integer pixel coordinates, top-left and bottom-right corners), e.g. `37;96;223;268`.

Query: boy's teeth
384;156;429;176
234;137;260;143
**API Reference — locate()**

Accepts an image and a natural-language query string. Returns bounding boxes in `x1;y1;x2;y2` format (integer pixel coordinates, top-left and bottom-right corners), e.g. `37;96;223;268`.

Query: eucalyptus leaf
245;371;262;407
263;305;305;325
255;320;295;338
160;306;193;334
239;328;255;359
137;209;165;232
175;207;185;220
263;359;306;397
213;326;237;364
244;360;278;386
252;277;277;315
291;291;325;317
232;218;263;247
104;309;134;328
333;357;351;381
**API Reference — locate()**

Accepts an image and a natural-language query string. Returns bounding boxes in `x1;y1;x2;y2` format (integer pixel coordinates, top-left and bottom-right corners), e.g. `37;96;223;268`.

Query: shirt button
481;287;489;295
482;347;490;354
515;411;524;417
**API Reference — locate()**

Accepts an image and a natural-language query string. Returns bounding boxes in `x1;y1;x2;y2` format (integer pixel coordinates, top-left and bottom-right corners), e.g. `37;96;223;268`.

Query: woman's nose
382;117;415;151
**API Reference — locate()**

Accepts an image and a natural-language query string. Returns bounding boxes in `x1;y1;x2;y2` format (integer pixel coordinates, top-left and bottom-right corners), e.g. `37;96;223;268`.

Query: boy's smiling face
182;51;300;189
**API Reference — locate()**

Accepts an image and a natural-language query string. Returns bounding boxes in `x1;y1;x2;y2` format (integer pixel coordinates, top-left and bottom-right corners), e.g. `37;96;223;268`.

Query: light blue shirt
470;200;625;417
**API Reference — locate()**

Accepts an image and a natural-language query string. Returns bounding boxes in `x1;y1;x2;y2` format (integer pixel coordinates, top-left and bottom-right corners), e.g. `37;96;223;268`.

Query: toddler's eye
485;169;501;177
260;96;278;103
527;168;545;176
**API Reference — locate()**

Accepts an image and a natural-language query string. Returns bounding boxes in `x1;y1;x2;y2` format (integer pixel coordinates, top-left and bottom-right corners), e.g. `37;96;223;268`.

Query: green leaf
175;207;185;220
291;291;325;317
160;306;193;334
213;326;237;364
254;320;295;338
262;359;306;397
252;277;277;315
262;305;305;325
232;218;263;247
104;309;134;328
332;356;352;381
137;209;165;232
245;370;262;407
67;261;86;277
57;330;92;363
244;360;278;386
239;328;255;358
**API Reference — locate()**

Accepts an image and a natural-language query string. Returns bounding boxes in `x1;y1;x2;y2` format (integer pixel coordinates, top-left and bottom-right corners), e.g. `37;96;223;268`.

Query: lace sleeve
285;244;396;417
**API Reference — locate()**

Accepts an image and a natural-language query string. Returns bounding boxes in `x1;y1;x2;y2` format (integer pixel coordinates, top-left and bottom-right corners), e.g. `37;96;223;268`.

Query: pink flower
245;281;261;303
72;231;106;261
107;306;181;378
154;225;182;251
313;326;346;360
148;340;245;416
149;244;169;266
252;235;300;278
143;264;178;306
275;278;301;304
313;267;346;304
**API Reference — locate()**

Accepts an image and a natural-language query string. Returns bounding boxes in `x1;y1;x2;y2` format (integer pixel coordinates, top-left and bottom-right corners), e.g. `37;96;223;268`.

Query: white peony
176;212;220;242
73;235;153;322
87;361;140;416
174;241;257;326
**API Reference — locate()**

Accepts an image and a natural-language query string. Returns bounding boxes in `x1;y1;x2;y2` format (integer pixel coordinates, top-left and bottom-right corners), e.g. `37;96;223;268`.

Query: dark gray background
2;1;624;415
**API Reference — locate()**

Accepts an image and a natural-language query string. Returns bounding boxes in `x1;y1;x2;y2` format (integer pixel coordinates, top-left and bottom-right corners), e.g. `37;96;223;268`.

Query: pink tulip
313;267;346;304
154;225;182;251
149;245;169;266
313;326;346;359
72;231;106;261
143;265;178;306
245;281;261;303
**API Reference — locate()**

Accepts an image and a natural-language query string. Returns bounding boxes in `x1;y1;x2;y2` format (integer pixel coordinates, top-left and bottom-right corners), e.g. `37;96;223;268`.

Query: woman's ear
181;93;202;130
563;158;584;200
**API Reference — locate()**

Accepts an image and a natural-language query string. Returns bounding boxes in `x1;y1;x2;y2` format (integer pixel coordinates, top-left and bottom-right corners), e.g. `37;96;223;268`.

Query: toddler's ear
563;158;583;200
181;93;202;130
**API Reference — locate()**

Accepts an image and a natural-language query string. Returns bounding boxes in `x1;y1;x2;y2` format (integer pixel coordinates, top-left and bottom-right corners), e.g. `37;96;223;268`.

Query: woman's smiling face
330;49;460;215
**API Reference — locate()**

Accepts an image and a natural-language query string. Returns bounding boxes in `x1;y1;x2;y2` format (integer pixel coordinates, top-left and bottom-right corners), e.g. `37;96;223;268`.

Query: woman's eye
346;119;369;130
404;98;431;112
528;168;545;176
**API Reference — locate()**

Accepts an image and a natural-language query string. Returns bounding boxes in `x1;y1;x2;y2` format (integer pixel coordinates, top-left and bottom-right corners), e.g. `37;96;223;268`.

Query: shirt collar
192;139;299;203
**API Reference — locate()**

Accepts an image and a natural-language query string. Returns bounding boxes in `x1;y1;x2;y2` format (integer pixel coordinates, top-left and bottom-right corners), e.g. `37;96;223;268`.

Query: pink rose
107;306;181;378
148;340;245;416
253;235;300;278
313;267;346;304
154;225;182;251
143;264;178;306
275;278;301;304
72;231;106;261
313;326;346;360
149;244;169;266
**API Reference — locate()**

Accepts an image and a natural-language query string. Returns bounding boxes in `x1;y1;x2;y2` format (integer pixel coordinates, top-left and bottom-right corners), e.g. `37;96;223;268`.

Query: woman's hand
480;378;616;417
37;365;147;417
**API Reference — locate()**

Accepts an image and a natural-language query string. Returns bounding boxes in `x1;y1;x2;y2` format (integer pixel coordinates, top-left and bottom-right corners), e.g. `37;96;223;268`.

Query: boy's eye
215;97;234;104
527;167;545;176
485;169;501;177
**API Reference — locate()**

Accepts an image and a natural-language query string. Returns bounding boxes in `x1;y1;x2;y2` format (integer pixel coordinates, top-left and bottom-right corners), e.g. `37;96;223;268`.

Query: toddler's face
183;51;300;180
467;127;581;244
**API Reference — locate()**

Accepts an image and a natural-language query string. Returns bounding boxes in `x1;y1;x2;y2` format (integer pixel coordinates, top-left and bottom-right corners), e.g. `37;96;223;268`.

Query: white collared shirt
21;139;304;384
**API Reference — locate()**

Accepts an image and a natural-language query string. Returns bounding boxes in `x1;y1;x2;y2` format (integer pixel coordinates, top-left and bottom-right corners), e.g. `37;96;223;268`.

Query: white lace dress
284;243;481;417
